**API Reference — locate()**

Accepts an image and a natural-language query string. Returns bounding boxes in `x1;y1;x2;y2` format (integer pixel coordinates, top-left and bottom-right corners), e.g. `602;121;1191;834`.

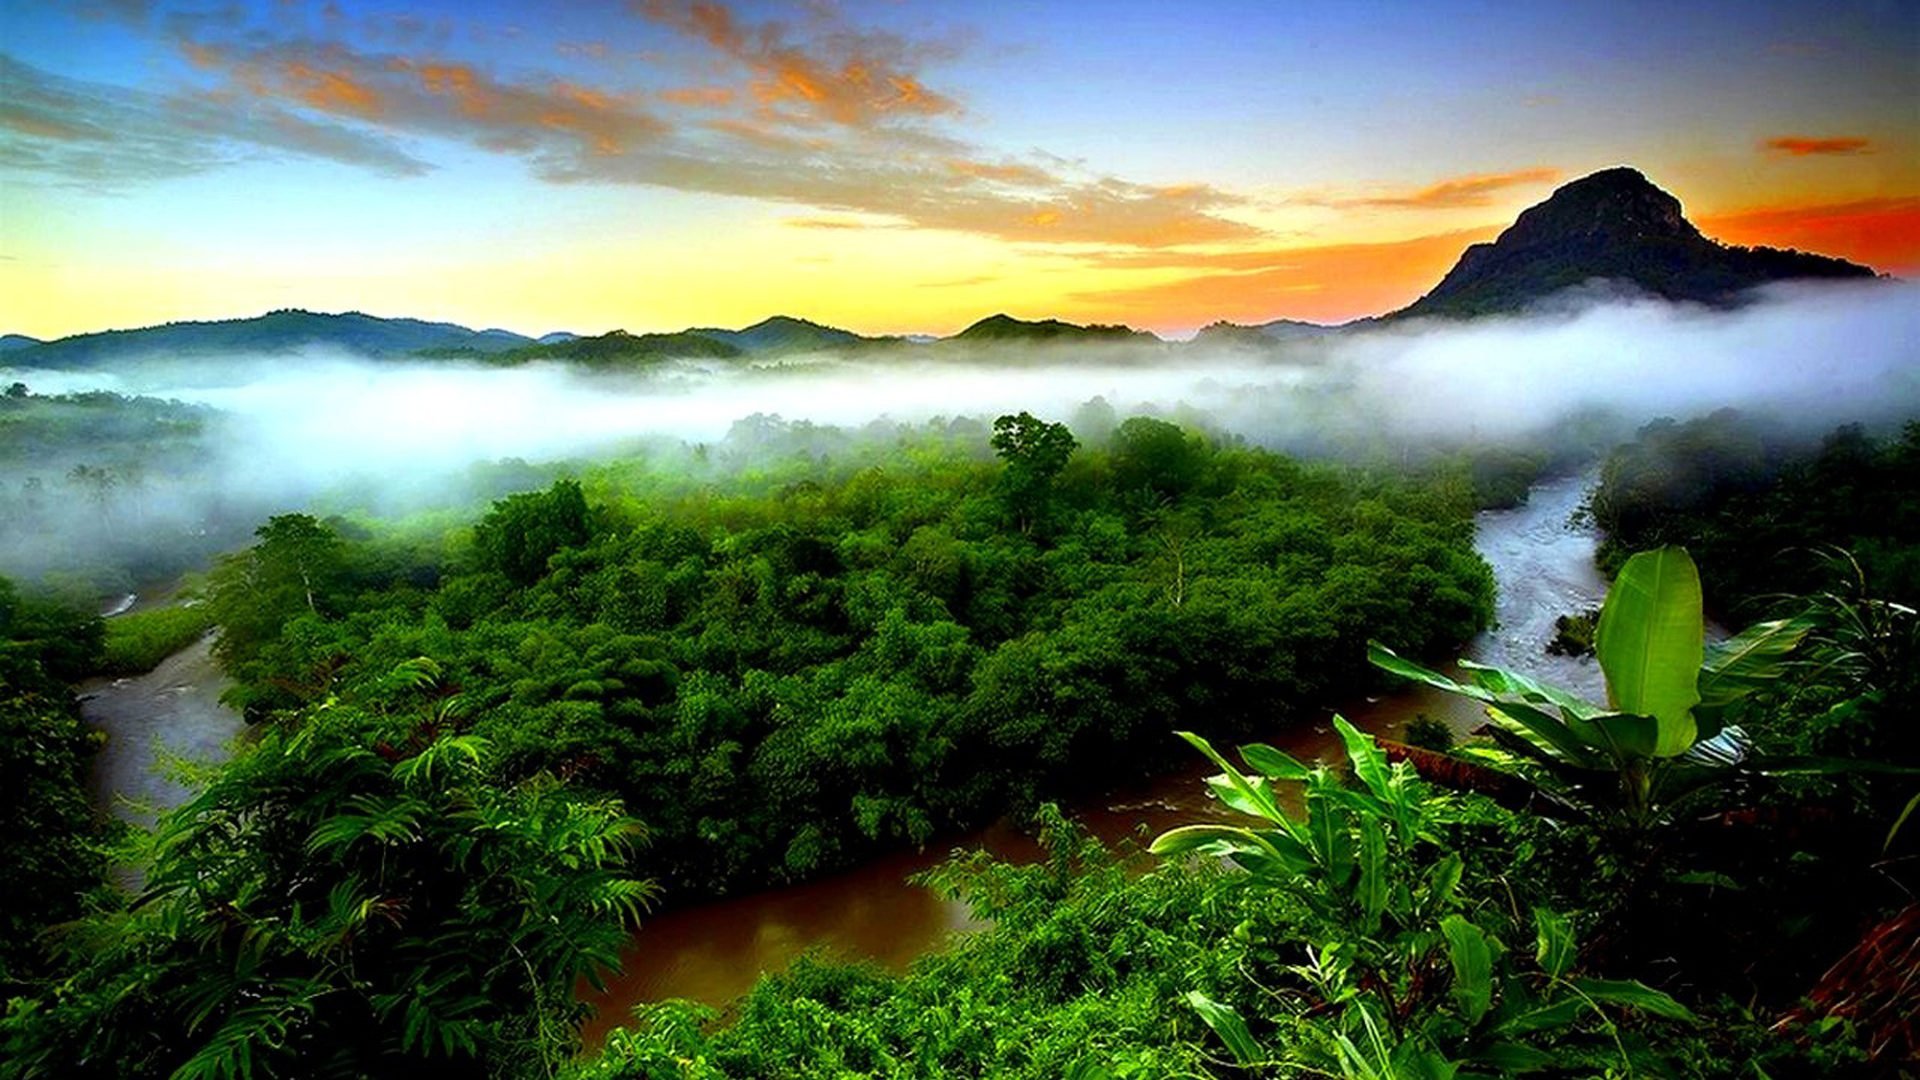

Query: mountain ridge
5;168;1889;366
1394;167;1877;318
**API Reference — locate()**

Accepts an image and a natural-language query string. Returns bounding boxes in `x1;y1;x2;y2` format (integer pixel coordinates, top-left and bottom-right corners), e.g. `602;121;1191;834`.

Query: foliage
989;411;1077;533
573;808;1237;1079
3;685;653;1079
100;603;216;675
1403;714;1456;753
1152;720;1692;1075
1371;547;1834;828
200;417;1496;896
1546;608;1598;657
1591;413;1920;612
473;479;593;585
0;576;109;992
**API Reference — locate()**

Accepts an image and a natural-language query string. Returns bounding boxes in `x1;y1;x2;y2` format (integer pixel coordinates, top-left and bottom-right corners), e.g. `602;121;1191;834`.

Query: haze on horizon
4;279;1915;583
3;0;1919;341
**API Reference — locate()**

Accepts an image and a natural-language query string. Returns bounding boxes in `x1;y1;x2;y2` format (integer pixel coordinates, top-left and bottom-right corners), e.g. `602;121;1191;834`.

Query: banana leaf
1594;548;1703;756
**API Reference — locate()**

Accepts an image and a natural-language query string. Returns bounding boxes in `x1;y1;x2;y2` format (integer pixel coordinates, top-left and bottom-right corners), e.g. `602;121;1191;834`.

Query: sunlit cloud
1762;136;1872;156
0;53;431;184
659;85;737;107
1065;228;1498;327
1320;167;1563;210
186;40;672;158
634;0;961;130
1698;196;1920;272
9;3;1262;251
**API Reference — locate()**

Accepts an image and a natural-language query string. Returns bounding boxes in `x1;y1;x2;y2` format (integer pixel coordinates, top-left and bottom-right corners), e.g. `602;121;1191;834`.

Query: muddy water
579;471;1609;1045
79;633;244;827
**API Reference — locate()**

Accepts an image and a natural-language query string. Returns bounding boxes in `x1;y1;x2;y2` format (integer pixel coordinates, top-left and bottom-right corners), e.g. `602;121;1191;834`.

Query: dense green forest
1591;411;1920;611
3;410;1914;1077
197;414;1494;895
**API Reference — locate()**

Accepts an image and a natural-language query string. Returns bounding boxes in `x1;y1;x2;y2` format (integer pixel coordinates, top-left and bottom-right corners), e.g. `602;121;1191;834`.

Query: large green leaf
1239;742;1313;781
1569;978;1695;1021
1458;659;1605;720
1533;907;1575;980
1334;714;1393;799
1184;991;1264;1066
1357;815;1389;929
1564;712;1661;761
1441;915;1493;1026
1484;703;1608;770
1175;731;1285;823
1594;548;1703;757
1694;617;1811;737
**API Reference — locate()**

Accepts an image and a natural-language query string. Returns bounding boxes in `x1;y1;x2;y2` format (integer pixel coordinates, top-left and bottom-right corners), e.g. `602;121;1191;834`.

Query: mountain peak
1495;167;1702;252
1398;166;1874;318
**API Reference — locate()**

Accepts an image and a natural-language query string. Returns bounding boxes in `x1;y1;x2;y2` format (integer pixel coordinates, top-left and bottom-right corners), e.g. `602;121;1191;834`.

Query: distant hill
951;313;1160;344
476;329;741;368
1396;167;1876;319
689;315;877;354
536;331;580;346
1190;318;1337;348
0;334;42;354
11;309;535;368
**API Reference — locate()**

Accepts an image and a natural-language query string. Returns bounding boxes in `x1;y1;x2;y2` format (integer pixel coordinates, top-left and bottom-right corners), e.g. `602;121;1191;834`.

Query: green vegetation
1590;412;1920;612
196;416;1495;896
5;688;652;1078
3;402;1913;1077
1546;607;1598;657
0;577;109;994
100;603;215;675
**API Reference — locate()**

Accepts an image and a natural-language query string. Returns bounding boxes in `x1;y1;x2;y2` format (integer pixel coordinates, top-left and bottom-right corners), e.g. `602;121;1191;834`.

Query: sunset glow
3;0;1916;338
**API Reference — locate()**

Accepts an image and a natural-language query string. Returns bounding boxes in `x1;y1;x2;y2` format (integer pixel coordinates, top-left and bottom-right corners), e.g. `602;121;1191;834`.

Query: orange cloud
1067;228;1498;328
1342;167;1562;210
659;86;736;107
1698;196;1920;272
946;158;1054;186
1762;136;1872;156
187;40;669;160
281;61;383;117
783;216;899;230
638;0;960;129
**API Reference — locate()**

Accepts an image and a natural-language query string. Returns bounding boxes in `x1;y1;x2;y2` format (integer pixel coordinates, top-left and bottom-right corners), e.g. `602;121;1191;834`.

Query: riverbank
577;469;1609;1045
78;633;244;827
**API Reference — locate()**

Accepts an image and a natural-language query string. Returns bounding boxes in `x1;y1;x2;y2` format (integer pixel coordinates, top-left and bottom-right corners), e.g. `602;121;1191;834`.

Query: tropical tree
3;671;654;1079
1368;547;1825;827
990;411;1077;533
1152;718;1690;1075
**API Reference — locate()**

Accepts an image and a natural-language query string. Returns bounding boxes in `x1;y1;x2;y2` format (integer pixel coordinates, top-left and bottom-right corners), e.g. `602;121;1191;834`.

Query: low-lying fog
4;281;1916;589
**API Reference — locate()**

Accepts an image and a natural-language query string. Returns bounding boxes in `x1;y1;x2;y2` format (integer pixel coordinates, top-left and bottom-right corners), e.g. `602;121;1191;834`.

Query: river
79;633;246;829
73;471;1609;1046
577;469;1610;1044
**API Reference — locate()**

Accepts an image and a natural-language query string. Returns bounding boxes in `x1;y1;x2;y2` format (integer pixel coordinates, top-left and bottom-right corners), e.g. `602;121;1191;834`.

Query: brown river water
76;471;1609;1048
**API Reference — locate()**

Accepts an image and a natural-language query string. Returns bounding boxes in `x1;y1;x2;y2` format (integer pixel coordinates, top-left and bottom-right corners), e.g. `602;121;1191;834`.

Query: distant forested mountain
951;313;1161;344
689;315;880;354
9;310;534;367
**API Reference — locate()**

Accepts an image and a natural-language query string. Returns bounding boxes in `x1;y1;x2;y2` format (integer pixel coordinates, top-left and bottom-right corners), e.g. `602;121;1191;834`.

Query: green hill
951;313;1160;344
12;309;533;368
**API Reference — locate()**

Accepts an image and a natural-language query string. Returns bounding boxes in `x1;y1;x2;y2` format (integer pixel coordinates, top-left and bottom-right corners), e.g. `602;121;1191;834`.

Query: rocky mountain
9;309;535;368
1396;167;1876;319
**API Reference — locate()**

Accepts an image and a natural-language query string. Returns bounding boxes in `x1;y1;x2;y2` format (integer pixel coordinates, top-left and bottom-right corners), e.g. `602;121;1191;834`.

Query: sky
2;0;1916;339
